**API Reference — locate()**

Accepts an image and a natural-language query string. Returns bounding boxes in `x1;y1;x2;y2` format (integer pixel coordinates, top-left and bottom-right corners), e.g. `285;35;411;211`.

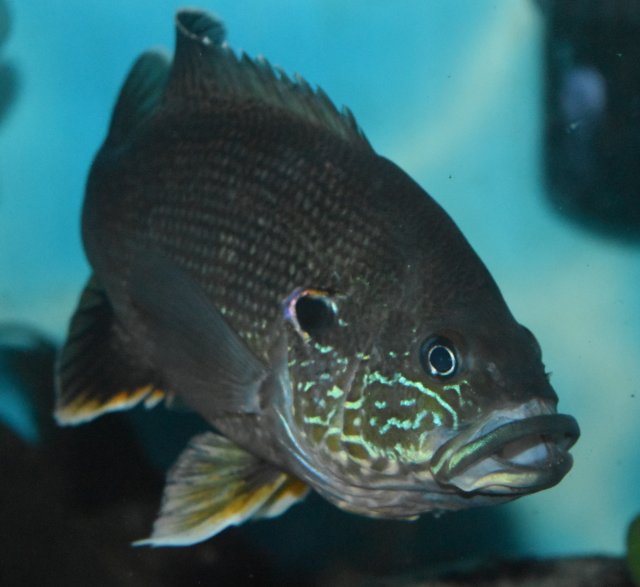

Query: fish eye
419;336;458;378
286;289;337;340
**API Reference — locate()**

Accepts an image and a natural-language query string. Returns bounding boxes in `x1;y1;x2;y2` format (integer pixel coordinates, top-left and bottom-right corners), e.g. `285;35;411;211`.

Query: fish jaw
429;401;580;496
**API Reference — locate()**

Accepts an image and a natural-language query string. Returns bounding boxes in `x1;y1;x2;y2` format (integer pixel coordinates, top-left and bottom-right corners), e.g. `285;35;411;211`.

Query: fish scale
129;117;397;353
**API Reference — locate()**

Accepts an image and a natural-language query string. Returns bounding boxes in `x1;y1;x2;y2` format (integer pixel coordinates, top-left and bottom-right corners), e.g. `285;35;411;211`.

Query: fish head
278;268;579;517
407;315;579;498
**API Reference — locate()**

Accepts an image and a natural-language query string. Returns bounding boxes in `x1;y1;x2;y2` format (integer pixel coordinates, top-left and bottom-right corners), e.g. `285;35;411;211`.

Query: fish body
56;10;579;545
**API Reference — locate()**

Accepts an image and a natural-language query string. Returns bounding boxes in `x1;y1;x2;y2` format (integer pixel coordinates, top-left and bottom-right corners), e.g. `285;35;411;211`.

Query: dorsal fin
165;9;372;150
107;50;170;144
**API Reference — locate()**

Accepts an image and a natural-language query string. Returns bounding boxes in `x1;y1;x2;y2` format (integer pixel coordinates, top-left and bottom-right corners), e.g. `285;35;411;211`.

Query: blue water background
1;0;638;560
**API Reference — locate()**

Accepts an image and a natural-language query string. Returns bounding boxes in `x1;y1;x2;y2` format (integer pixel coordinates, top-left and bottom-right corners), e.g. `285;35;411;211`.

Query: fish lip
429;413;580;494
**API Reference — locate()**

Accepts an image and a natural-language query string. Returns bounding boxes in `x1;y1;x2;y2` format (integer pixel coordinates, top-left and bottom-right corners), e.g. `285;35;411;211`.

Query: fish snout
429;412;579;495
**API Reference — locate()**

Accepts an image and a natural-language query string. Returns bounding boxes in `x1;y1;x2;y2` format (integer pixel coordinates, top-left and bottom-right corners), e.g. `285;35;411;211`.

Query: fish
55;8;579;546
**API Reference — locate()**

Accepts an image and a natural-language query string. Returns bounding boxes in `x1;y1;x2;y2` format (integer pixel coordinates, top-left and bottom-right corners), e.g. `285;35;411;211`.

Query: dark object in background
0;325;286;587
540;0;640;241
0;423;285;587
320;557;635;587
0;0;18;125
627;514;640;585
0;0;9;47
0;325;56;441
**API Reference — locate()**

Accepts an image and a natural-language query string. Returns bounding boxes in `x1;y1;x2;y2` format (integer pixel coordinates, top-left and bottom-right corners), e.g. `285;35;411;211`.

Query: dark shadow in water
0;324;57;441
0;0;19;126
243;491;519;585
0;0;9;46
0;62;18;125
0;325;291;587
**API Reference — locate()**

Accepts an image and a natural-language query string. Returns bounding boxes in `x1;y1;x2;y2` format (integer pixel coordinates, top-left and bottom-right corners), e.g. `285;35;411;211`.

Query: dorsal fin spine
165;9;371;150
107;50;170;145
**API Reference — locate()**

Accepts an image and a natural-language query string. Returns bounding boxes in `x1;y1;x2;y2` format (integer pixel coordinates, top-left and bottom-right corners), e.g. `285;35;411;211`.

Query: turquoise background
1;0;638;563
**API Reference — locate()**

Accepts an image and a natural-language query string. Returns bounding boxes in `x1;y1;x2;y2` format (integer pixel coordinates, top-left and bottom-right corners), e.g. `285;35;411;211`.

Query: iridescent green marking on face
313;343;335;354
313;365;462;466
303;403;338;428
313;397;327;410
392;441;435;464
340;433;378;459
380;417;412;432
344;442;372;461
339;424;433;464
288;342;357;464
344;397;365;410
327;385;343;399
320;379;442;465
288;343;456;473
340;411;385;459
363;371;458;427
441;381;467;404
342;408;361;436
378;409;430;435
320;426;350;463
304;414;329;427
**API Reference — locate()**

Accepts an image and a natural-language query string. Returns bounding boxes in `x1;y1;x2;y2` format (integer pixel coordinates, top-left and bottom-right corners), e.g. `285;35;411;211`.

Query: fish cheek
447;371;496;423
359;367;492;464
345;382;448;465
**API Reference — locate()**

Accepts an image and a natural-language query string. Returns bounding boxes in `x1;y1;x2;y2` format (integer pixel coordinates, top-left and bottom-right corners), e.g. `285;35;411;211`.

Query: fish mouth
430;413;580;495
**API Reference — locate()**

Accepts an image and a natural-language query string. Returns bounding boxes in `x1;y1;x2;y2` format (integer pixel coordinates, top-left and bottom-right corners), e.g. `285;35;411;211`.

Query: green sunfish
55;9;579;546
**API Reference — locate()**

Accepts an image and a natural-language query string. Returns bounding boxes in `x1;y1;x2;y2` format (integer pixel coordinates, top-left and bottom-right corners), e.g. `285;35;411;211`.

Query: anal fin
253;475;309;519
55;275;163;424
136;432;308;546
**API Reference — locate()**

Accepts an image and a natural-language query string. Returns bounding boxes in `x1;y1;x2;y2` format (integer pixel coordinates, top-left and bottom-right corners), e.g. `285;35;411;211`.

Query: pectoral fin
129;250;267;414
136;432;308;546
